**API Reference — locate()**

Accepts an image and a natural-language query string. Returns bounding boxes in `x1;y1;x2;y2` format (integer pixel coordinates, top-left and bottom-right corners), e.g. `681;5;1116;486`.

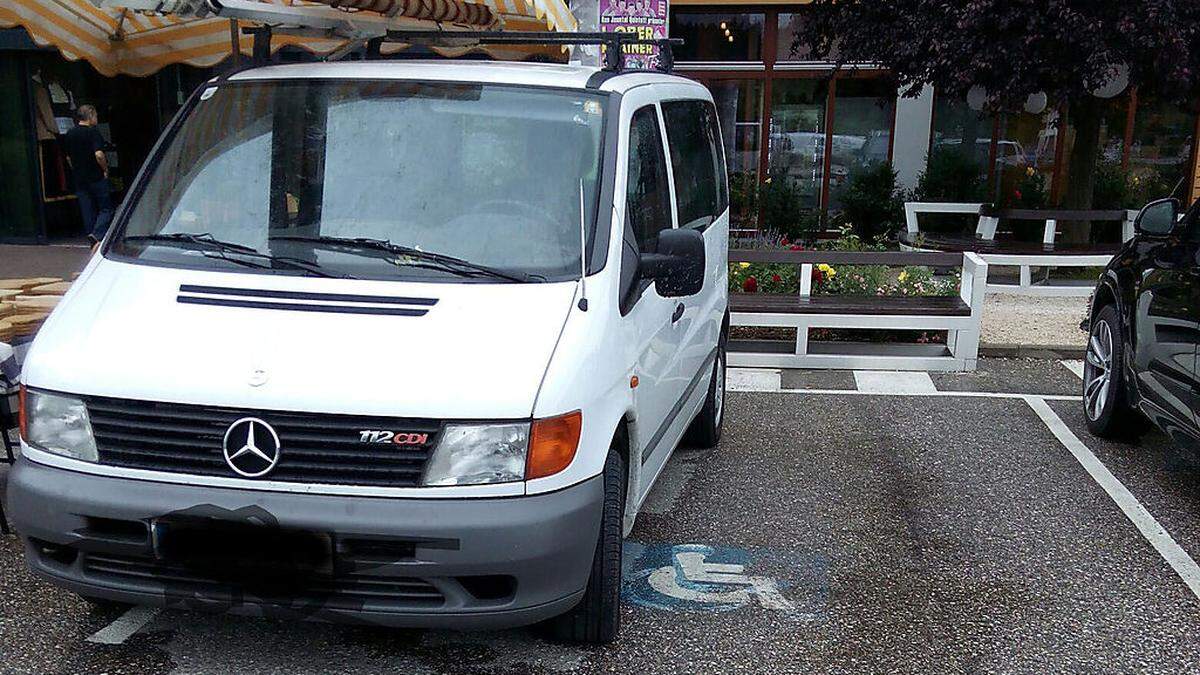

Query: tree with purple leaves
794;0;1200;228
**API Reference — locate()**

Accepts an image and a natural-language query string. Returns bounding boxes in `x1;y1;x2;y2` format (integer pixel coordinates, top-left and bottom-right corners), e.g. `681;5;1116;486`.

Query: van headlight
22;389;98;462
422;422;529;486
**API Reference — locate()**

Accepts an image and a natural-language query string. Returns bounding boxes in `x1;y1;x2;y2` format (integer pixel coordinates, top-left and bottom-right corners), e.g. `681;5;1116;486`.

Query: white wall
892;85;934;191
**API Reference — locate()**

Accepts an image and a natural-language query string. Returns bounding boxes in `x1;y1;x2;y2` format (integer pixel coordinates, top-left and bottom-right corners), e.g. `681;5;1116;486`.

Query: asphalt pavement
2;359;1200;674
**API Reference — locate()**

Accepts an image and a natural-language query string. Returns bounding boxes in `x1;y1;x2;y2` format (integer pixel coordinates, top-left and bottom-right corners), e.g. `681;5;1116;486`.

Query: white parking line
86;605;160;645
853;371;937;394
729;383;1079;401
1060;360;1085;380
727;368;781;392
1025;396;1200;602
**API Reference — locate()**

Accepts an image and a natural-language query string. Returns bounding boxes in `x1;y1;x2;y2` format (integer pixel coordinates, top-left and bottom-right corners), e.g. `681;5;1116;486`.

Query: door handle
671;303;685;323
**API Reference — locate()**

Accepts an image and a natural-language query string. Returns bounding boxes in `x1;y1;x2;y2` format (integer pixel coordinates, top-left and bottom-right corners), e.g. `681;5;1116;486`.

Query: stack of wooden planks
0;277;72;343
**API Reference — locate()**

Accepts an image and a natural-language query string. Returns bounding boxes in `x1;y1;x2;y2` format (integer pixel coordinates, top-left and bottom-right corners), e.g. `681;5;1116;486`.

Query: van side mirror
639;228;705;297
1134;198;1179;236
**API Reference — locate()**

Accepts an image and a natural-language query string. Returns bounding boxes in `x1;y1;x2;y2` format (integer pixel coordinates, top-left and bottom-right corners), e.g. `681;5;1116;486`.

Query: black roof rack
380;31;683;73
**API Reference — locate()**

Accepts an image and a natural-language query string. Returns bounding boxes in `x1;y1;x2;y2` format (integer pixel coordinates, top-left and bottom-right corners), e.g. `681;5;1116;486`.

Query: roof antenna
577;179;589;312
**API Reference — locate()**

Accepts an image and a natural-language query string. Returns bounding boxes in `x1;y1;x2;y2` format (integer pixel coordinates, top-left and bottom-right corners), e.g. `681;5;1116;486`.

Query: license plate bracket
151;517;334;580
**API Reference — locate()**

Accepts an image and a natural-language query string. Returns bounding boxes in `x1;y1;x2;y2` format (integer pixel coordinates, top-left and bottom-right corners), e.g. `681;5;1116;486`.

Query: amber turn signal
17;383;28;440
527;411;582;480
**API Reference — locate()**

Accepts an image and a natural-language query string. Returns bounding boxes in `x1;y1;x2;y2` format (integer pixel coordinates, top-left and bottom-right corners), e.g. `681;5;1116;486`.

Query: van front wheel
684;345;725;448
544;448;625;644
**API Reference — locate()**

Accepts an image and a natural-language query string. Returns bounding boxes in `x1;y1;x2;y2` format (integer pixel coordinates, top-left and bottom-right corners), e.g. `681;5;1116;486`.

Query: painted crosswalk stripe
1025;396;1200;602
852;371;936;395
87;605;160;645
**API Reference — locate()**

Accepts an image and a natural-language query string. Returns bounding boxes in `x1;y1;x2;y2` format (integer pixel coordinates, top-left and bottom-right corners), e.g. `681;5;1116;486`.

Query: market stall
0;0;578;77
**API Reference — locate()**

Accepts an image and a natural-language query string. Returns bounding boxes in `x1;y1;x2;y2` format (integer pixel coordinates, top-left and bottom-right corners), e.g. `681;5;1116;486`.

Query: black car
1086;196;1200;449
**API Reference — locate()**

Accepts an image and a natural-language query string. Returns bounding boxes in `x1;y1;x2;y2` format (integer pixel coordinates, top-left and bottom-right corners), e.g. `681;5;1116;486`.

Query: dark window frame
661;98;728;231
621;103;676;314
674;6;898;218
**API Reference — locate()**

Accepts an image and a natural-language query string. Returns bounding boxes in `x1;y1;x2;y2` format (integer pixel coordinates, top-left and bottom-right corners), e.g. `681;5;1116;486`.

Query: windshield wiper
124;232;348;279
198;250;347;279
271;235;541;283
125;232;260;254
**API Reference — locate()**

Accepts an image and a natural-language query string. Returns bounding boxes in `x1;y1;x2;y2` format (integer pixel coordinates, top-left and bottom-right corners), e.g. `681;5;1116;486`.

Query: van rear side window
662;100;728;230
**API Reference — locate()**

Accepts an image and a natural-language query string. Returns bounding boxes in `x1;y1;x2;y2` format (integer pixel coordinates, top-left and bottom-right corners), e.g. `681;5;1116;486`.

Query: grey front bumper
6;457;603;629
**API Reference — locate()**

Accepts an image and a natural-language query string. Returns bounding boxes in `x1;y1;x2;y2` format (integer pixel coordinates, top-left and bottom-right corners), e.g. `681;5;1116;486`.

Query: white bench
901;202;1135;296
728;250;988;372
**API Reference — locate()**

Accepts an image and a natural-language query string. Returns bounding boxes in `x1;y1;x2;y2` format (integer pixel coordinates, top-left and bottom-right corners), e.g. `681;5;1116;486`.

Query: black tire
684;344;726;448
1084;304;1144;438
544;447;625;644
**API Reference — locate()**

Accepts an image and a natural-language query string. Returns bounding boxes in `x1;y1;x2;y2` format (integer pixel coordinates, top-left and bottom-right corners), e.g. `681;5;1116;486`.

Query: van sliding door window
662;100;728;230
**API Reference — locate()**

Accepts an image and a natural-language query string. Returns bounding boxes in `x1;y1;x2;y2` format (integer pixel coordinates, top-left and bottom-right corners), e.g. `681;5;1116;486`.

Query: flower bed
728;228;961;298
727;228;961;346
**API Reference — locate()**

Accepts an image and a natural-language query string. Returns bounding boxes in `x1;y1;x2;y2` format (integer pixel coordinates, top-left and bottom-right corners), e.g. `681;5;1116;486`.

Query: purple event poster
599;0;668;70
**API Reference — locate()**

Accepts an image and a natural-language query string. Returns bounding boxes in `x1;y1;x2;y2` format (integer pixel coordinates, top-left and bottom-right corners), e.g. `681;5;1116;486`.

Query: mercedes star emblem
222;417;281;478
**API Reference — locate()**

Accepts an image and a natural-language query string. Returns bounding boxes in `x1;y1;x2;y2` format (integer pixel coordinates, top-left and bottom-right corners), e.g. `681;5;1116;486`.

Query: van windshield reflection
109;80;606;282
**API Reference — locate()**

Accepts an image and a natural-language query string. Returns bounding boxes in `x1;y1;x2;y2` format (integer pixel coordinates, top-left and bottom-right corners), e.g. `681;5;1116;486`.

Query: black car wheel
1084;304;1143;438
544;447;625;644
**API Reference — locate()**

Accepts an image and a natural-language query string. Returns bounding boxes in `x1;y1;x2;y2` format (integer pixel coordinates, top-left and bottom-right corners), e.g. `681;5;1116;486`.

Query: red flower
811;268;824;283
1014;189;1023;200
780;237;790;246
771;273;782;283
790;244;805;251
742;276;758;292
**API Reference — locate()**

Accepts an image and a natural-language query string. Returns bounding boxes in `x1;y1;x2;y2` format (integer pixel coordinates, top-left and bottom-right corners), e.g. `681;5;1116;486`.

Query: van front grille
84;396;439;487
81;552;446;610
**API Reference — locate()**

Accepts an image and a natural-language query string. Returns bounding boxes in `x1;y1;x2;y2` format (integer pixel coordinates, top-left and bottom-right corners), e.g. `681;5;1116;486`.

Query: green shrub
1002;167;1049;209
815;224;884;252
998;166;1050;241
1093;160;1132;210
759;174;822;243
909;150;989;234
1129;167;1174;206
729;171;759;228
834;163;903;244
912;150;988;202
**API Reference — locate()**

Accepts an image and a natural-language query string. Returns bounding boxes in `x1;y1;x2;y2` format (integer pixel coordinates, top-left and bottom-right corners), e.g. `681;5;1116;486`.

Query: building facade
667;2;1200;231
2;4;1199;243
0;28;218;243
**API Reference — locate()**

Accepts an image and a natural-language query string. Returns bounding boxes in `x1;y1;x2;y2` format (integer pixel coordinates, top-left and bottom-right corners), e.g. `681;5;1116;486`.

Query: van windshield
109;80;606;282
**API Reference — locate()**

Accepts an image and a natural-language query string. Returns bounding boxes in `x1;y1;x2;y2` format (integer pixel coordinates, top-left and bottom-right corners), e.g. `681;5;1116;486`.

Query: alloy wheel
1084;320;1114;421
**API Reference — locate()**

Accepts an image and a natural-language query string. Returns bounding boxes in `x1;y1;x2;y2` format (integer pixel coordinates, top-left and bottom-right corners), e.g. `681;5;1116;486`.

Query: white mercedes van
8;60;729;644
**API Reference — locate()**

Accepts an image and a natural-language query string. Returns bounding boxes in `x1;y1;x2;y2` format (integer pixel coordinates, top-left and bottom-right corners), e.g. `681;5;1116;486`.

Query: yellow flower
898;270;909;282
1025;166;1035;177
827;268;836;277
739;262;751;269
817;263;831;272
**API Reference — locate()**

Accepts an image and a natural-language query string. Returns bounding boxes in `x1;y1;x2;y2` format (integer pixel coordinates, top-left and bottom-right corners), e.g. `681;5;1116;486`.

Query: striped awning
0;0;577;77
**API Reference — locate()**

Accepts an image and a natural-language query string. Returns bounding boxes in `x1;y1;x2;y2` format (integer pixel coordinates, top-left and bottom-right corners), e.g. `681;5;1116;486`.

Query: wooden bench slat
729;249;963;266
730;293;971;317
899;231;1120;255
980;208;1130;221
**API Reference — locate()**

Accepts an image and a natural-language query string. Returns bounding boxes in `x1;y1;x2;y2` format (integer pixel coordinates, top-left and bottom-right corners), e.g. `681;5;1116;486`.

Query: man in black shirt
64;104;112;246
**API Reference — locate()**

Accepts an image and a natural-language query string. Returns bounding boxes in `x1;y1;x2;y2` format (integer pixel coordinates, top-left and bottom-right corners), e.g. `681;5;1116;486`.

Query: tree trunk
1061;97;1103;243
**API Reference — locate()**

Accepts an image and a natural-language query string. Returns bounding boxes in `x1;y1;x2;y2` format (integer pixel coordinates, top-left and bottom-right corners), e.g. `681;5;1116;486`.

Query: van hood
24;259;578;419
